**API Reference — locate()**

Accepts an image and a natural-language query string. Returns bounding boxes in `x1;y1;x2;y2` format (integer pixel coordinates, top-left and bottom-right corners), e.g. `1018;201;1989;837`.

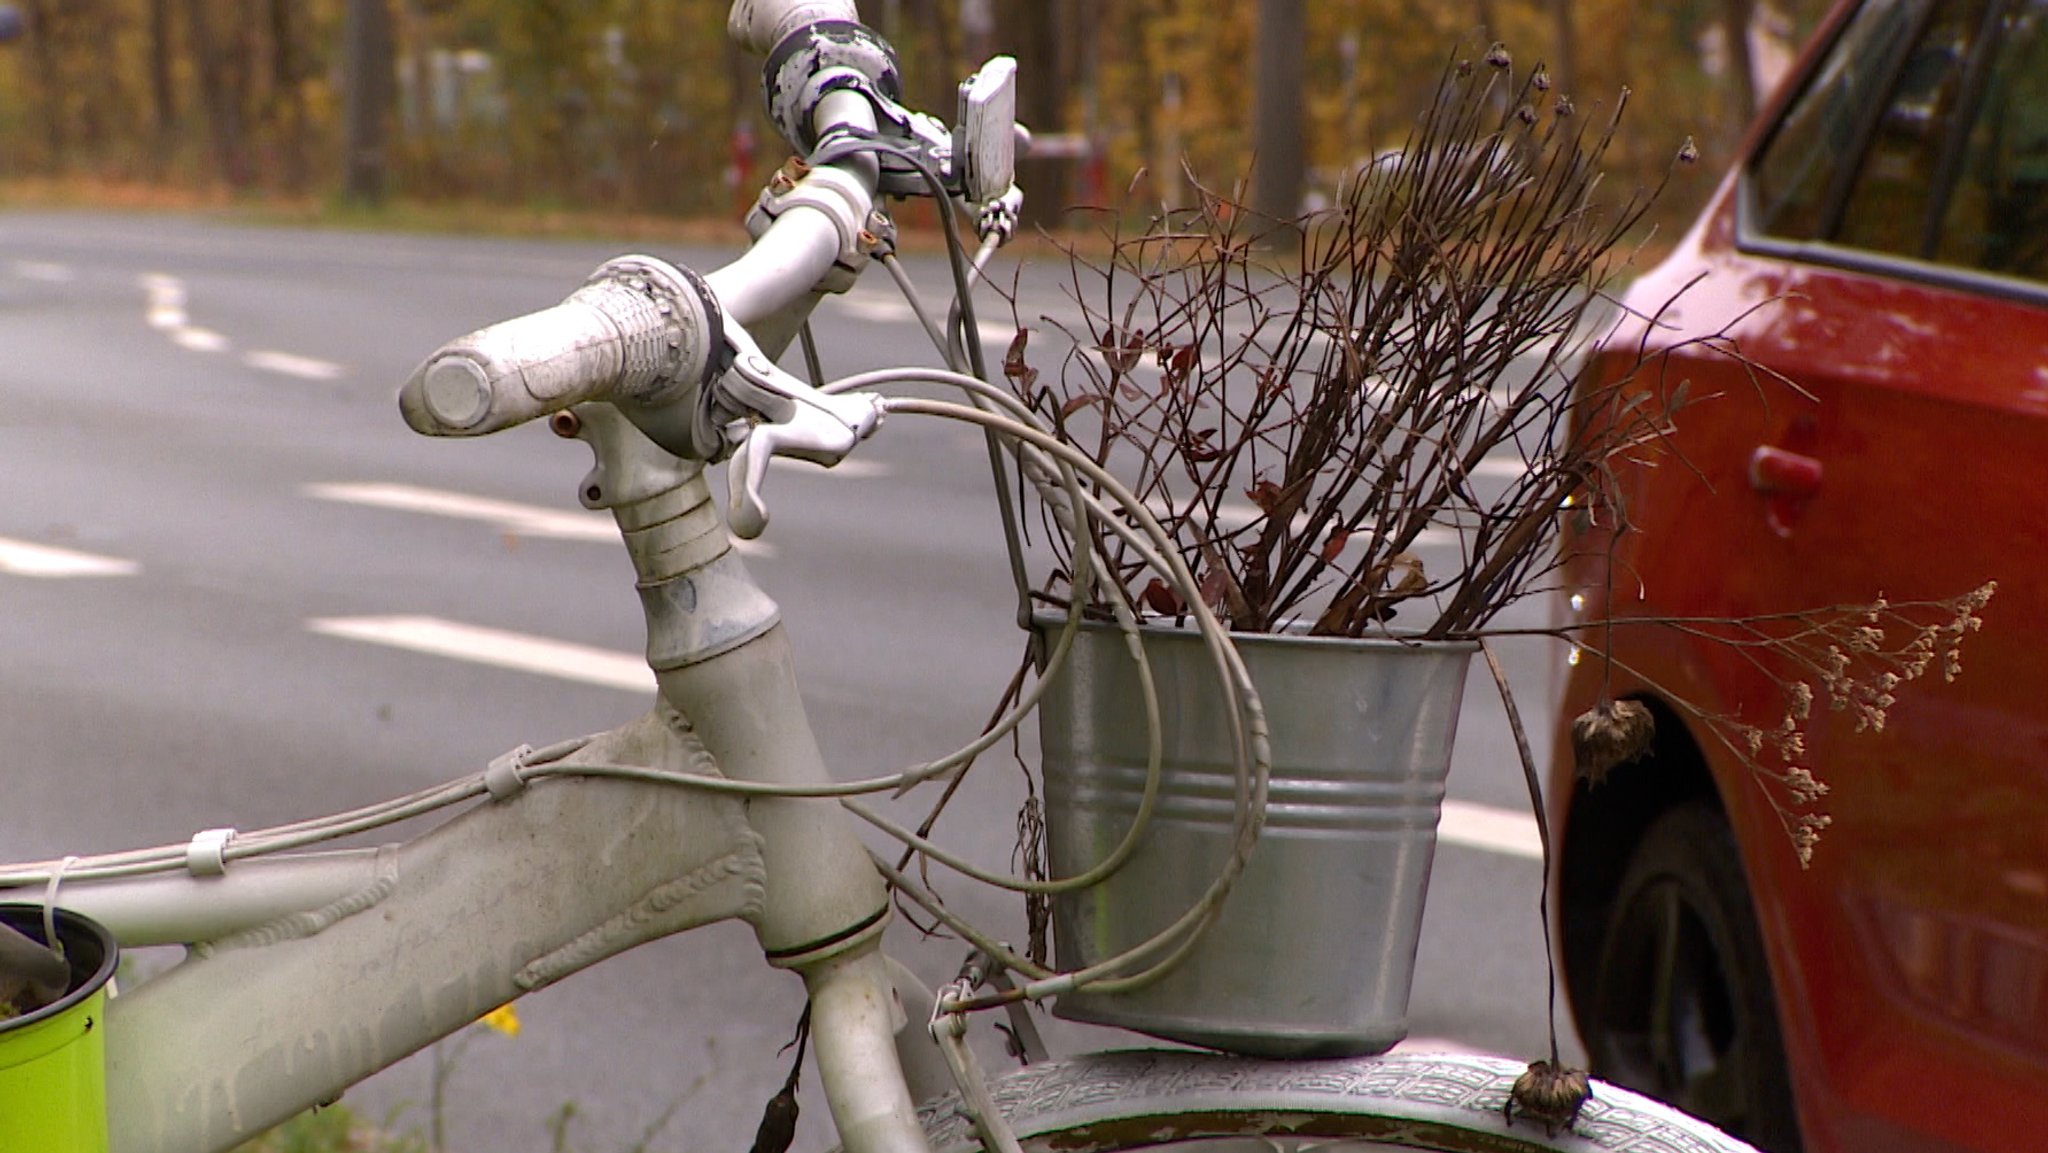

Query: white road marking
10;261;74;283
305;482;619;542
775;456;891;481
1437;798;1543;860
0;538;140;578
1144;498;1461;551
1471;456;1529;480
244;350;345;381
304;480;835;557
141;273;187;329
308;615;656;693
836;294;1017;346
309;607;1543;858
142;273;341;378
172;327;229;353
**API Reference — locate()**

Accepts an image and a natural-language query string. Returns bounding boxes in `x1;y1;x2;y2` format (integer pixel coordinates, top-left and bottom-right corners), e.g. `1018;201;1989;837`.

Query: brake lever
718;322;884;539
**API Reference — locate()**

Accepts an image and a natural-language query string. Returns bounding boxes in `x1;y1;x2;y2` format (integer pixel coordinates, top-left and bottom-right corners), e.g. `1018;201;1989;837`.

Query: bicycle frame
10;409;954;1153
0;4;981;1146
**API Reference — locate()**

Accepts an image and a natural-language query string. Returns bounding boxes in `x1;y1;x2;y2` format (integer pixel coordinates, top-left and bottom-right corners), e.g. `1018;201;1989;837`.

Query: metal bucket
1036;619;1473;1057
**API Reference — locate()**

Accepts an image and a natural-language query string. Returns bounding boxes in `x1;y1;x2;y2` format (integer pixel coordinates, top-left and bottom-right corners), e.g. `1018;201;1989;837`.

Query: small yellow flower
479;1004;521;1038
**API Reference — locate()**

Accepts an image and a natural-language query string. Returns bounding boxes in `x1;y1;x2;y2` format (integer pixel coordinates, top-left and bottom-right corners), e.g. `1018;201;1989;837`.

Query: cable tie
186;828;235;877
43;855;79;957
485;745;535;801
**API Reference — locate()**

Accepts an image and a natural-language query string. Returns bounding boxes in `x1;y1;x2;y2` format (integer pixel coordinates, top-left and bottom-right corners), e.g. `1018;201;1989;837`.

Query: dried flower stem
1555;582;1996;865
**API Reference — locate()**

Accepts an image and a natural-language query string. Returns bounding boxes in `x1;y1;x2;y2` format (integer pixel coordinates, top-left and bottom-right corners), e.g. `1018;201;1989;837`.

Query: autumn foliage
0;0;1833;226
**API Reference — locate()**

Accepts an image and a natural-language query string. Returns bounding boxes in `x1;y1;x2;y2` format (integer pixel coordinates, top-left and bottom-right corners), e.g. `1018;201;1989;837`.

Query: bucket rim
0;904;119;1036
1028;611;1481;655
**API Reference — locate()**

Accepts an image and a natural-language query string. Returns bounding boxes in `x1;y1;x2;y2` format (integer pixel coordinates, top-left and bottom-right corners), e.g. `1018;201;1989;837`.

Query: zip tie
43;855;78;959
485;745;535;801
186;828;236;877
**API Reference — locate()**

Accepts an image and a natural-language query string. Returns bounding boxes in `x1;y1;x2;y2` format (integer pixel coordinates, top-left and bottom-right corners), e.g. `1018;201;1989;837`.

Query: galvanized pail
1036;619;1473;1057
0;905;119;1153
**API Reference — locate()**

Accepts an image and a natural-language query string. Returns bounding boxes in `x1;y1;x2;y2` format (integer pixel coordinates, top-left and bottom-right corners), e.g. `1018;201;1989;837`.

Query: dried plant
991;43;1998;865
1569;584;1998;866
1008;45;1708;638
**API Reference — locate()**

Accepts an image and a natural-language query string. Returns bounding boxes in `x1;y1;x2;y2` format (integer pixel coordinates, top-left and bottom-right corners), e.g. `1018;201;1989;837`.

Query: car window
1935;1;2048;277
1750;0;1928;241
1834;0;1993;258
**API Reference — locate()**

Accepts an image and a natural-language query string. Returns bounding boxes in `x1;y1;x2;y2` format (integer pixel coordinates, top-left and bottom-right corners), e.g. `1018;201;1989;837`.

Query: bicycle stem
567;403;928;1153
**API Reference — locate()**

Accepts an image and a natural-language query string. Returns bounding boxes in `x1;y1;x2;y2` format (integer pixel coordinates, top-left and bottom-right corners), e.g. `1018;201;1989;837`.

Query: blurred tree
0;0;1842;227
1252;0;1304;228
186;0;251;186
343;0;393;202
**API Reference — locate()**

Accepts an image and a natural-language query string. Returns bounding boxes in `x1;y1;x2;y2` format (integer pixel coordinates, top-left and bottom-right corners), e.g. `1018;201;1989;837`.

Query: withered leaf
1320;528;1352;564
1180;428;1223;462
1159;343;1198;384
1244;478;1285;515
1060;393;1104;419
1099;325;1145;375
1140;577;1184;616
1384;553;1426;598
1002;329;1031;380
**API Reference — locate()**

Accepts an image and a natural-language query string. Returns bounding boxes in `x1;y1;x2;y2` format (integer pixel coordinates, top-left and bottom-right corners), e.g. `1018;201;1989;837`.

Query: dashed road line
304;478;897;556
10;261;74;283
244;350;345;381
1438;799;1542;860
141;272;188;330
139;272;348;379
307;615;657;693
305;481;618;543
0;538;140;578
836;294;1017;346
303;606;1548;863
172;327;230;353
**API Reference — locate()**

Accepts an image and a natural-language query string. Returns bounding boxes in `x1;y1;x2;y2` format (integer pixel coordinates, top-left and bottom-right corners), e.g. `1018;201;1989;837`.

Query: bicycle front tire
915;1049;1761;1152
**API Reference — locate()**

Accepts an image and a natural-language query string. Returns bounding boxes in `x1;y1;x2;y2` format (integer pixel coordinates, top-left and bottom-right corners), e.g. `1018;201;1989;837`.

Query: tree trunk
342;0;394;205
1252;0;1305;235
149;0;178;165
21;0;67;168
1003;0;1072;226
1551;0;1576;93
1724;0;1759;130
185;0;252;186
269;0;307;191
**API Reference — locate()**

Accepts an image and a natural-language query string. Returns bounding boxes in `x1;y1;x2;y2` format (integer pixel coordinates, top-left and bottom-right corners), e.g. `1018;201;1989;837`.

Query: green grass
229;1106;425;1153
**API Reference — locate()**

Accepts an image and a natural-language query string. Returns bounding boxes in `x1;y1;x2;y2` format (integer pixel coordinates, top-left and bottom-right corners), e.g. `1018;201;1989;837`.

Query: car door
1715;2;2048;1148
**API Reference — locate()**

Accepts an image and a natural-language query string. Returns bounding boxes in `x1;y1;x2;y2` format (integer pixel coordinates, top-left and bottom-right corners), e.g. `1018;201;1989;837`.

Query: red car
1552;2;2048;1152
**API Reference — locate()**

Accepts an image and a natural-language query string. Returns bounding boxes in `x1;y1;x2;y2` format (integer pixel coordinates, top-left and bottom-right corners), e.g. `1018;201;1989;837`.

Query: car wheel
1584;804;1803;1152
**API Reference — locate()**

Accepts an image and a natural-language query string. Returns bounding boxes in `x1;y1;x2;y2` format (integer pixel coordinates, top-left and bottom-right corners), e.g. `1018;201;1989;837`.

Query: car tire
1584;804;1803;1152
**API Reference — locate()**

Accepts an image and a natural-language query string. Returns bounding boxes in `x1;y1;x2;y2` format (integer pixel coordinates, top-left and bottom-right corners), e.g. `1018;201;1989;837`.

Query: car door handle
1748;445;1823;497
1749;445;1822;537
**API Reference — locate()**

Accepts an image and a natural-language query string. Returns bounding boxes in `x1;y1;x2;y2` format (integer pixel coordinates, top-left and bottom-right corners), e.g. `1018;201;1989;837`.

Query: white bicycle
0;4;1758;1152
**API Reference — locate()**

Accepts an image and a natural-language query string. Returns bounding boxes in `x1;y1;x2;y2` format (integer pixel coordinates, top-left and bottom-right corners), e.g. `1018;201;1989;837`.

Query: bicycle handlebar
397;256;726;449
727;0;860;54
399;86;880;468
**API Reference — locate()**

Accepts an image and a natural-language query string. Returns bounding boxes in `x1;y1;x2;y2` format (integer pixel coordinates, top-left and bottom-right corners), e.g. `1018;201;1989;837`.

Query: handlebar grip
399;257;723;445
727;0;859;54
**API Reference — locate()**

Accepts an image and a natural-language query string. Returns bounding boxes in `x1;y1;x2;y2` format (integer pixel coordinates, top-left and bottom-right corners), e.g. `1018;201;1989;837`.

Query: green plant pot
0;904;118;1153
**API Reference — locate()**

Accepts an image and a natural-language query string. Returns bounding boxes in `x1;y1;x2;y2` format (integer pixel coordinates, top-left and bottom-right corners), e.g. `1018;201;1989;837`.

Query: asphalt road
0;211;1582;1152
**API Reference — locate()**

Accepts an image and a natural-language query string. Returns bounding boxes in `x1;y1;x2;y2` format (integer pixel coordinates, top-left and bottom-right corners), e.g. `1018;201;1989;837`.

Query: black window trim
1736;0;2048;309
